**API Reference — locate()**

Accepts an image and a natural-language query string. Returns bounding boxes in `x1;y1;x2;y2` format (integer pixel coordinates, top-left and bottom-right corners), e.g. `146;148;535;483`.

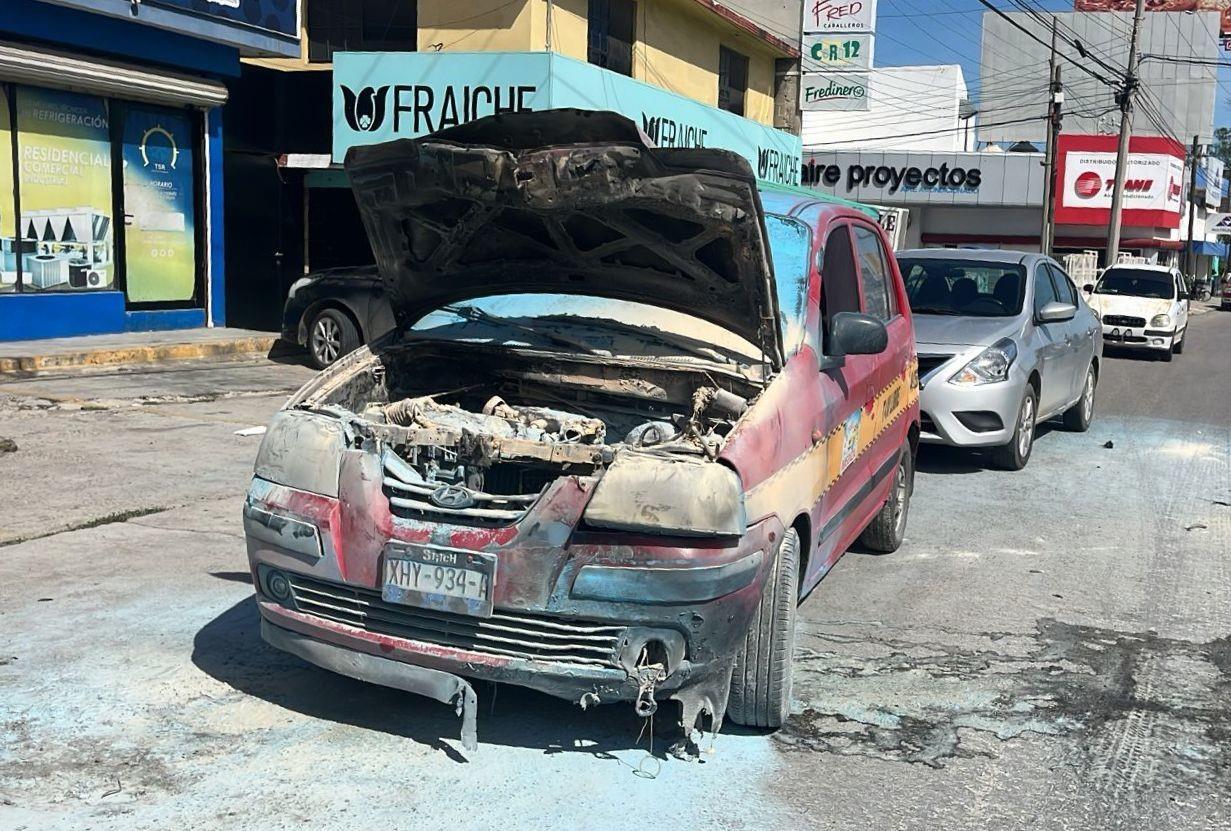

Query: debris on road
1102;440;1114;449
234;425;267;437
0;437;16;453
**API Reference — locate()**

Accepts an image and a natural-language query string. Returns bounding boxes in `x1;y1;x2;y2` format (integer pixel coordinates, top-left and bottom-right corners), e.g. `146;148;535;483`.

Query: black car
281;265;395;368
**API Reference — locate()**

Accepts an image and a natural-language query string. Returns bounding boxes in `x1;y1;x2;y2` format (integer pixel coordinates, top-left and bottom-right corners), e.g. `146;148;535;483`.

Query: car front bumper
245;467;779;745
1101;323;1174;352
918;366;1027;448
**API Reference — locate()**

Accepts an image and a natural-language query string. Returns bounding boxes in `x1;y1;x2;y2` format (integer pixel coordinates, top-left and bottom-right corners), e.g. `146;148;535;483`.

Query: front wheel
307;307;360;370
992;387;1037;470
1173;329;1185;355
1062;366;1096;432
728;528;799;730
859;447;914;553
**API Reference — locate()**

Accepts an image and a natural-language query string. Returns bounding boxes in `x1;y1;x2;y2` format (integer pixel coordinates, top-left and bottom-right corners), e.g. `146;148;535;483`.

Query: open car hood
344;109;784;367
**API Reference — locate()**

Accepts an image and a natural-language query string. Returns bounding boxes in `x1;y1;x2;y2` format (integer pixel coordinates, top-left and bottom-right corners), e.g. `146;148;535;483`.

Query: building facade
0;0;299;341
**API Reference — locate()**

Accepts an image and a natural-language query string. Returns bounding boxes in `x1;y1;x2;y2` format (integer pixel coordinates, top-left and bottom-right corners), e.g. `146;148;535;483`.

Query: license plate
382;543;496;618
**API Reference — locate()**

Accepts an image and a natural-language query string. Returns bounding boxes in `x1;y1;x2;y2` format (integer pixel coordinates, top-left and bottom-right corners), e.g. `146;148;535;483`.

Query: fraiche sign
1055;134;1185;229
803;0;877;33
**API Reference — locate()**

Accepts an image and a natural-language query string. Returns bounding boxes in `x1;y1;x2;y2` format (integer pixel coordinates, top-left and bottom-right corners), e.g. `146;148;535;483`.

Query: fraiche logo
1074;171;1102;198
341;85;389;132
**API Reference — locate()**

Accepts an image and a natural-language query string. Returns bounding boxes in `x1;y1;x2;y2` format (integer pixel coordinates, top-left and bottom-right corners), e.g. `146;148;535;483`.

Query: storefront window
122;106;196;303
15;86;115;292
0;87;15;294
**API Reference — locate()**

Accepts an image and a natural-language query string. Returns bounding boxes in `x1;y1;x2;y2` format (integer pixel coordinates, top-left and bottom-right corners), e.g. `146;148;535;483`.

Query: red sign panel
1054;134;1187;228
1074;1;1231;37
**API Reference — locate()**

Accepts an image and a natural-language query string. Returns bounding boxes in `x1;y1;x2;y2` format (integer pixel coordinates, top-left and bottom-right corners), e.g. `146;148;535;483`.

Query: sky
872;0;1230;132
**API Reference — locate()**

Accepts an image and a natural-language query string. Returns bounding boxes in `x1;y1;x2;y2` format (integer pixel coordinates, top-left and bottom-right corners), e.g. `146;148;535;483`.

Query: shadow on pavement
266;338;313;368
1101;345;1163;362
208;570;253;585
191;597;688;764
915;423;1060;474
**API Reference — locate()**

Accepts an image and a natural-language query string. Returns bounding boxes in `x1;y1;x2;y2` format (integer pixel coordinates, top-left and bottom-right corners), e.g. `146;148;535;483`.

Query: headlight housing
583;454;747;537
949;338;1018;386
253;409;345;497
1150;313;1172;328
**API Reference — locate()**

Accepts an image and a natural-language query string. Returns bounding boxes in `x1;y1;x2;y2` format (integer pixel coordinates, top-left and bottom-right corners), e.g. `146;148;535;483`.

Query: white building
802;65;974;153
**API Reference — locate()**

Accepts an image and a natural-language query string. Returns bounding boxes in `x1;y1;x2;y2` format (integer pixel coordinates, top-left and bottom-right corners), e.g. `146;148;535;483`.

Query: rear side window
1033;264;1059;316
1047;263;1077;305
853;225;894;321
820;225;861;352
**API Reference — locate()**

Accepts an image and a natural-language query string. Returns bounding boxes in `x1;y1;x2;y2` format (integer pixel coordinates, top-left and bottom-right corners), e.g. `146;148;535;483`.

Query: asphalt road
1;309;1228;831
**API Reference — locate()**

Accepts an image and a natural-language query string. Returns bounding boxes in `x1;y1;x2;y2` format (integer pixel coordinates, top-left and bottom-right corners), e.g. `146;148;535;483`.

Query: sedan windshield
1094;268;1174;299
898;258;1026;317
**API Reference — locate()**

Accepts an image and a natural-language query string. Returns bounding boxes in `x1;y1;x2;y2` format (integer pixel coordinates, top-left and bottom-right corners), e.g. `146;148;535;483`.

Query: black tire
728;528;799;730
307;307;361;370
992;386;1037;471
859;447;914;553
1062;365;1096;432
1173;329;1185;355
1160;345;1173;362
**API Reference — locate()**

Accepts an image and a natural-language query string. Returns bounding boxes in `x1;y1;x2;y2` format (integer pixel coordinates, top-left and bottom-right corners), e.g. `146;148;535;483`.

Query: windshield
1094;268;1175;299
898;258;1026;317
409;295;763;365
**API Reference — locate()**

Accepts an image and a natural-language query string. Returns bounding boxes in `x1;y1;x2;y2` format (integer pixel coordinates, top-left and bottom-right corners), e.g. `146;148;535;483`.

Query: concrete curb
0;336;278;378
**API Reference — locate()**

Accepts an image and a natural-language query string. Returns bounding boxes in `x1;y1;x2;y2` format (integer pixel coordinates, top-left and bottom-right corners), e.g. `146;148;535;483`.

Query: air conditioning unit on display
28;254;69;289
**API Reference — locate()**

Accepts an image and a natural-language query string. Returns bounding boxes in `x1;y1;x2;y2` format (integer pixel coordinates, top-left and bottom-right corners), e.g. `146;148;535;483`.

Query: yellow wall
534;0;782;126
419;0;536;52
247;0;785;126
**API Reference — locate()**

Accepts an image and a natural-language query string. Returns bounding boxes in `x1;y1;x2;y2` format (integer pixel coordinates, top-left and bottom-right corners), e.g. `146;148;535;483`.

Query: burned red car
244;110;920;751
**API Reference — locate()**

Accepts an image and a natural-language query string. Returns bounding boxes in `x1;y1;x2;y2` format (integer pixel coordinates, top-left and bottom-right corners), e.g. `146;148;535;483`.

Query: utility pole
1041;18;1062;256
1105;0;1146;266
1185;135;1201;285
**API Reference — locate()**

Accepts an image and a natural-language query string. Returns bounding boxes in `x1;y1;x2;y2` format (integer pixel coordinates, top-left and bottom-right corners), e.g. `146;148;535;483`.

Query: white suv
1084;264;1190;362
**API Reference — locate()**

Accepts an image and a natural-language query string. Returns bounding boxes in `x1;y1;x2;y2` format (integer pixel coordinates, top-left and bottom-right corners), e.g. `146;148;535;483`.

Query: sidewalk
0;328;282;378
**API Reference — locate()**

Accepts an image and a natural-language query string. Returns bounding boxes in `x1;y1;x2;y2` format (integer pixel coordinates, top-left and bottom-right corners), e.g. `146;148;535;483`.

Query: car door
851;221;912;511
1030;262;1069;415
809;221;879;575
1174;271;1190;334
1046;261;1090;403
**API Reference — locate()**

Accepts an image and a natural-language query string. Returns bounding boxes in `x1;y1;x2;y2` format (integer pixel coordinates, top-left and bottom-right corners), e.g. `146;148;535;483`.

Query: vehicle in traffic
281;265;395;369
244;110;920;750
896;249;1102;470
1221;278;1231;311
1083;264;1189;361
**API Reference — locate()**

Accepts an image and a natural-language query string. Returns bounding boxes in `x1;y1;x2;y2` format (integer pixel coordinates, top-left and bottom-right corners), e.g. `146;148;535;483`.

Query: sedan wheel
992;387;1037;470
1062;366;1096;432
307;308;360;370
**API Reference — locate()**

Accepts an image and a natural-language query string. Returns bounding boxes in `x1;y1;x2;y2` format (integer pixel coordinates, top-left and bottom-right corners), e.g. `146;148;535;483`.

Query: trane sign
1055;134;1186;229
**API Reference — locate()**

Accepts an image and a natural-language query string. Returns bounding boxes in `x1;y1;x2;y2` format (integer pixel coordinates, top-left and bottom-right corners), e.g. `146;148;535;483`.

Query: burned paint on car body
244;109;920;752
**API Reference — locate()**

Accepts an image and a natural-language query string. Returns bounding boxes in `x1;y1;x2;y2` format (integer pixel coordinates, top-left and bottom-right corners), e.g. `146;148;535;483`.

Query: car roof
895;248;1034;266
758;184;879;222
1103;263;1174;273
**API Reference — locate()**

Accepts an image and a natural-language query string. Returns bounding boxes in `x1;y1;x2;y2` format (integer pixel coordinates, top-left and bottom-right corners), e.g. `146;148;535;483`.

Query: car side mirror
825;311;888;363
1082;283;1095;293
1036;301;1077;323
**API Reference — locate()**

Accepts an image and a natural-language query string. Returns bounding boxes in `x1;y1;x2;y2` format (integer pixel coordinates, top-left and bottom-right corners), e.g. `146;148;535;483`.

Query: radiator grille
916;354;953;384
1103;315;1146;328
284;573;624;667
382;449;539;526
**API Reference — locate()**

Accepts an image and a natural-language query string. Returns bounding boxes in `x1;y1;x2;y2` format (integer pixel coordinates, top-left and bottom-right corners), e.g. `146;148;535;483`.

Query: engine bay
300;341;759;522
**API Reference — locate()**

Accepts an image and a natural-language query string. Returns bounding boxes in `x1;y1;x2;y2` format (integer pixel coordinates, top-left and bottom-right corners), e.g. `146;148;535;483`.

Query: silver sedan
895;249;1103;470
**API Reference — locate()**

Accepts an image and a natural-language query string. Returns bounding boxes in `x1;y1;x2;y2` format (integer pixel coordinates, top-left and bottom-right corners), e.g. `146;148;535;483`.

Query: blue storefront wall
0;0;237;341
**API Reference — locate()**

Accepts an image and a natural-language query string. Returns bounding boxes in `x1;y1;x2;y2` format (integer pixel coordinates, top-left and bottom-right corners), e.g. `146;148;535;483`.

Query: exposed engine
306;343;755;525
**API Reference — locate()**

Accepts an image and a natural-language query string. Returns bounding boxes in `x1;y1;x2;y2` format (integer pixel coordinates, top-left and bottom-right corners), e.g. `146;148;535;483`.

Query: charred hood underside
343;109;784;367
